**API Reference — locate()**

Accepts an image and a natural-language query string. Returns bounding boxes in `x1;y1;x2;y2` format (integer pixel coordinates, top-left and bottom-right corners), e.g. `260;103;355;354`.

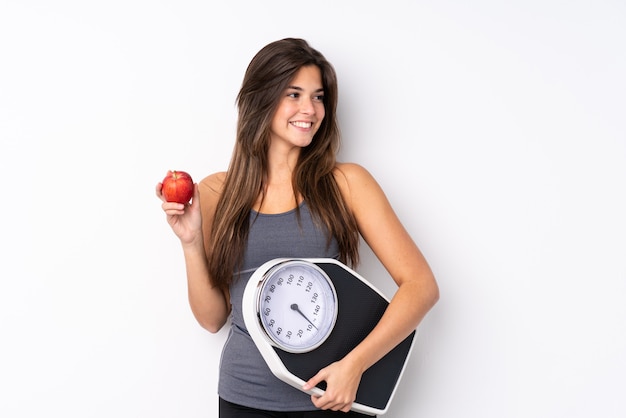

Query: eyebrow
287;85;324;93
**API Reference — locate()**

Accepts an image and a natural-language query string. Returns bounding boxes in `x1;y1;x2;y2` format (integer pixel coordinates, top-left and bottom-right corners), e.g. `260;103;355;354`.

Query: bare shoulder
333;162;374;185
333;162;381;200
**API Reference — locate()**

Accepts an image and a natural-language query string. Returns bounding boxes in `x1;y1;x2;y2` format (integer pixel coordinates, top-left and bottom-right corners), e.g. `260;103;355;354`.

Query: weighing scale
242;258;417;415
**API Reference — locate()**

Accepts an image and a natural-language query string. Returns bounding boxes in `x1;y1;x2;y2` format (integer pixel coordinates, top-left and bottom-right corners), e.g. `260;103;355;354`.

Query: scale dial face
257;260;338;353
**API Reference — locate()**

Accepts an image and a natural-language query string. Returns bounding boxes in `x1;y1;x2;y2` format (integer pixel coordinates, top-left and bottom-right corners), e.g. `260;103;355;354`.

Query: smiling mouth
291;121;314;129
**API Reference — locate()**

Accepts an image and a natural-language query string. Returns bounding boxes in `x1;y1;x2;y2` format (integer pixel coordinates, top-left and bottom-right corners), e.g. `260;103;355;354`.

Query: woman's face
269;65;325;151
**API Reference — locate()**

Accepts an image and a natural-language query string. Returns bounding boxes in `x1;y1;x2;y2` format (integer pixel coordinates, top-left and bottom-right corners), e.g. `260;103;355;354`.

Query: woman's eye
314;95;325;102
288;92;299;98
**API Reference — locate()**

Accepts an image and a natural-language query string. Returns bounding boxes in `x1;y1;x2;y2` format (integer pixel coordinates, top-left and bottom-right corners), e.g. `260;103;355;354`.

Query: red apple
161;170;194;204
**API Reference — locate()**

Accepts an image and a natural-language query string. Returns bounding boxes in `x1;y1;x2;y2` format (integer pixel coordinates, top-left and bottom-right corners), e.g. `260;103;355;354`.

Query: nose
299;97;315;115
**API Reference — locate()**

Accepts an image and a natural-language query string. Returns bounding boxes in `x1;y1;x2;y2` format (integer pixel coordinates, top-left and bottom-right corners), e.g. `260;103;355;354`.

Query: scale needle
290;304;318;330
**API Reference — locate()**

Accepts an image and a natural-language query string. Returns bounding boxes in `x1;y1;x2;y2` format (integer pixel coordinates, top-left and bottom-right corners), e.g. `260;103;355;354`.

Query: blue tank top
218;202;340;411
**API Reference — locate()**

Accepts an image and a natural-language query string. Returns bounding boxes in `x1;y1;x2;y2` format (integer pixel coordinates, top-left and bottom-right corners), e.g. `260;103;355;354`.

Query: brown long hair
208;38;359;288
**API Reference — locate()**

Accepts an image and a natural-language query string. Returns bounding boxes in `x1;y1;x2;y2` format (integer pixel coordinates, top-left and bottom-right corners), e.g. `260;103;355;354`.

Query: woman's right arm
156;173;230;333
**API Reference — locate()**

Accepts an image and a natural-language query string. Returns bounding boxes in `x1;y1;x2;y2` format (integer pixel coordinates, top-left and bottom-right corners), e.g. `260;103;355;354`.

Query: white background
1;1;625;417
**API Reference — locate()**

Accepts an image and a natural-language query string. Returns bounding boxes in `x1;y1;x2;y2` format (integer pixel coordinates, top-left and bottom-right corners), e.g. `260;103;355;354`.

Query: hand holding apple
161;170;194;204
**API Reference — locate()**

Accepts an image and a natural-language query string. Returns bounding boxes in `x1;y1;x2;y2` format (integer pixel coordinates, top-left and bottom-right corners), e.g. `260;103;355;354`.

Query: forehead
289;65;323;88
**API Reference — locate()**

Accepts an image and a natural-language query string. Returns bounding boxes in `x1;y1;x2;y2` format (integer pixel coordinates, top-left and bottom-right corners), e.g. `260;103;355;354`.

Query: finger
310;394;328;410
162;201;186;214
310;395;343;412
340;404;352;413
302;371;326;392
155;183;164;200
311;385;354;412
188;184;199;208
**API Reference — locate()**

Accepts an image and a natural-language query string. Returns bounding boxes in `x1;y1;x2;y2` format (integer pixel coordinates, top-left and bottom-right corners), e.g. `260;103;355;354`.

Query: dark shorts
219;398;375;418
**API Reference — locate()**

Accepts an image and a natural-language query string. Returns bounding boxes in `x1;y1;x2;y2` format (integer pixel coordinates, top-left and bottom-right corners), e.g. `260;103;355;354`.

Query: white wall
1;1;624;417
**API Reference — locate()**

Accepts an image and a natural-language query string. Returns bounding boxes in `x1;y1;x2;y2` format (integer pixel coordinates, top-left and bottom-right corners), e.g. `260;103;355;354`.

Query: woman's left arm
304;163;440;412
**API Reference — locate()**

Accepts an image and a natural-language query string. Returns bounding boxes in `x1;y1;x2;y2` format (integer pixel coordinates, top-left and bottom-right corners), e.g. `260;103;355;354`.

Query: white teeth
291;121;313;128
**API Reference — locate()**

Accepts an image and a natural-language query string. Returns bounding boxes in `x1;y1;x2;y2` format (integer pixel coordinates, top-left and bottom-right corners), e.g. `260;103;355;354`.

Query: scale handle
301;385;361;413
291;376;326;398
304;386;325;398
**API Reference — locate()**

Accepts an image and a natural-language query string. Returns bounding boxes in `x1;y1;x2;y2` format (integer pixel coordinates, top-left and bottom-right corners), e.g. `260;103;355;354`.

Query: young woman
156;38;439;417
